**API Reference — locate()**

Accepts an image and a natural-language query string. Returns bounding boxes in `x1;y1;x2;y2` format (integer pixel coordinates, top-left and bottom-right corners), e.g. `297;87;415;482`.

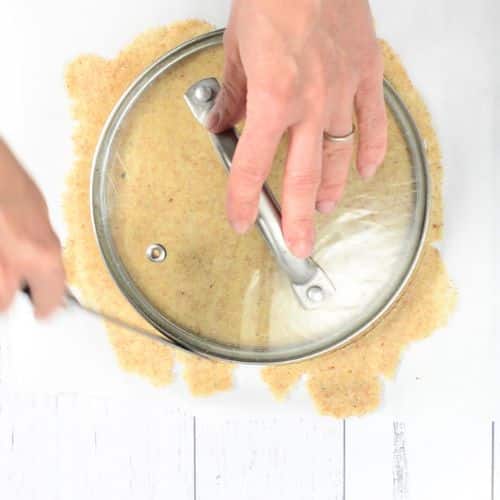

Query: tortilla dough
64;20;456;416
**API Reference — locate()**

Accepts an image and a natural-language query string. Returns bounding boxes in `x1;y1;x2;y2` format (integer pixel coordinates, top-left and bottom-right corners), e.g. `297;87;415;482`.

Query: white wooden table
0;390;496;499
1;0;499;497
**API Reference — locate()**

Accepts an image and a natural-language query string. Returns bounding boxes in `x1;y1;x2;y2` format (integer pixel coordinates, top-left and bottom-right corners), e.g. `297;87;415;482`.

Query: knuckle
265;113;286;137
247;95;287;134
359;140;387;163
357;67;384;100
286;171;320;193
304;78;329;114
358;105;386;128
226;41;239;61
367;136;388;152
29;237;62;269
223;49;241;75
286;215;314;233
221;80;241;106
234;163;267;187
323;141;353;159
228;173;264;206
305;80;328;104
329;81;355;105
371;48;385;73
357;78;380;100
318;180;345;198
306;95;328;121
255;62;299;104
361;43;384;74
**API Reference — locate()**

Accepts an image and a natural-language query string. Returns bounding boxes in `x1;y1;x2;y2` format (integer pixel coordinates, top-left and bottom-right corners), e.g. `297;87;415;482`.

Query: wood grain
196;417;344;500
0;389;194;500
345;419;493;500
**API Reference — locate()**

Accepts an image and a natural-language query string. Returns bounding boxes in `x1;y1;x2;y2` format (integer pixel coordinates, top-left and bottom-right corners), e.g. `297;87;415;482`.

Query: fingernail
316;200;337;214
206;110;220;132
360;165;378;179
290;239;313;259
231;219;251;234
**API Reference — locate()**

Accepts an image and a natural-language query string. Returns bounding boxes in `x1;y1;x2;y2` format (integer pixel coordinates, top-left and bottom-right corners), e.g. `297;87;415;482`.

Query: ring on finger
323;124;356;143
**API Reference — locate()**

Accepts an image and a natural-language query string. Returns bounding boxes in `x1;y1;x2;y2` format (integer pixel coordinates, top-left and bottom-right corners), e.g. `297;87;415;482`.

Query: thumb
207;48;247;133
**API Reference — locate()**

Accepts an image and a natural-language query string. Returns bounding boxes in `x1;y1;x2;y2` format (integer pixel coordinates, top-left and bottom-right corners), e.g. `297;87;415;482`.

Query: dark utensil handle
21;284;32;299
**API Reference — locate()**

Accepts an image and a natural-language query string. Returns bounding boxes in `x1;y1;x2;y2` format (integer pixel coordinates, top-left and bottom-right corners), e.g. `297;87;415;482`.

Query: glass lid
92;30;429;364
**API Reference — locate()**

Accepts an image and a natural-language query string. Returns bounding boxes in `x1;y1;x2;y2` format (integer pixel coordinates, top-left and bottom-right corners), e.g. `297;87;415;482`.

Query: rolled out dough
64;20;456;416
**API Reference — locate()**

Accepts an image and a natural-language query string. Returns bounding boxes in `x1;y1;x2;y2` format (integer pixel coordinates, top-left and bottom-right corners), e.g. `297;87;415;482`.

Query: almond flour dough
64;19;456;416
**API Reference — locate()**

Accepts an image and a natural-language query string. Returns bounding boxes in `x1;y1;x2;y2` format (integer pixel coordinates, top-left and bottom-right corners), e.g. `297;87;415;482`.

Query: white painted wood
346;419;493;500
493;422;499;500
392;422;409;500
345;419;394;500
0;389;194;500
196;417;344;500
405;419;492;500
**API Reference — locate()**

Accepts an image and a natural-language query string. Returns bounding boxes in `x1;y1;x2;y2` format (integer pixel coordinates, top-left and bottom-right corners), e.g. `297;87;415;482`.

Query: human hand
208;0;387;257
0;139;65;317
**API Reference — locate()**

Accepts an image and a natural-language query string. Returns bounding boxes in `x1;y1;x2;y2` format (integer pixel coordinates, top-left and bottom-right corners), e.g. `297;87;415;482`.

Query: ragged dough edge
261;41;457;417
63;19;234;392
63;21;456;414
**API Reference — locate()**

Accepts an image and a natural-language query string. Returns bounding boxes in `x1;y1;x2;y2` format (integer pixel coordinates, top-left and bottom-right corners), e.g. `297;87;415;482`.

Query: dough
64;20;456;415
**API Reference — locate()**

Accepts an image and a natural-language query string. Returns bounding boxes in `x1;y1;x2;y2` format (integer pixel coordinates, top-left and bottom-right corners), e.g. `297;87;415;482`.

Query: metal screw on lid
306;285;325;304
146;244;167;263
194;85;213;103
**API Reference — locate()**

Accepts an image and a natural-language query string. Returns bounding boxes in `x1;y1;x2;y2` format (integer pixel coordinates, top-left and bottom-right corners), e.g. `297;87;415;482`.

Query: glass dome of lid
91;30;429;364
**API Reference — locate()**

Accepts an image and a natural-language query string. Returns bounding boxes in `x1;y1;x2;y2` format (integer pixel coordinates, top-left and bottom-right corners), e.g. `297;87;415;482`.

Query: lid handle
184;78;334;310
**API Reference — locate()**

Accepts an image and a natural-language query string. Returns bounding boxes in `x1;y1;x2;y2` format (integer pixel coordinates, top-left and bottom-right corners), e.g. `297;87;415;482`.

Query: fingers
27;266;65;319
281;120;323;258
317;90;355;214
0;260;17;312
226;108;285;233
207;37;247;133
0;140;65;319
355;71;387;178
0;233;65;319
22;236;65;319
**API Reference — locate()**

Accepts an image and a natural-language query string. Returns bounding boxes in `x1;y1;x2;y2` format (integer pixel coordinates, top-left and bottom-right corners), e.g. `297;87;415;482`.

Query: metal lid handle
184;78;335;310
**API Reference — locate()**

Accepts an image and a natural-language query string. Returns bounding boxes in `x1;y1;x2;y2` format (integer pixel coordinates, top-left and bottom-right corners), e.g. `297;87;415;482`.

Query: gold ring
323;124;356;143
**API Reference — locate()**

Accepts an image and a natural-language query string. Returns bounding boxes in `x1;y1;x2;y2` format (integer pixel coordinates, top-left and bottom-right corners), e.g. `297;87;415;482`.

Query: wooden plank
0;389;194;500
405;419;491;499
346;418;492;500
196;417;344;500
345;419;394;500
493;421;498;500
0;312;13;378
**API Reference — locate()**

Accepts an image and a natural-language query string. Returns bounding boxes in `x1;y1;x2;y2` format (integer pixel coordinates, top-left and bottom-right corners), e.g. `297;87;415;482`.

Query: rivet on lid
146;244;167;263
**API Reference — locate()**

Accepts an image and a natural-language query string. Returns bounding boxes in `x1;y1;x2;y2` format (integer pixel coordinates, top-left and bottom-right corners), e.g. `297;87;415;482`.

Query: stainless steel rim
91;29;431;365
